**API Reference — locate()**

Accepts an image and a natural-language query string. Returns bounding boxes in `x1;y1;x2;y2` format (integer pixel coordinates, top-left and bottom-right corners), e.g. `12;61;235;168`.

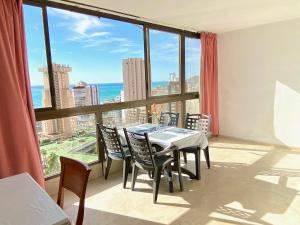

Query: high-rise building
72;81;99;107
122;58;146;125
186;75;199;92
40;64;75;139
168;72;181;114
123;58;146;101
72;81;99;126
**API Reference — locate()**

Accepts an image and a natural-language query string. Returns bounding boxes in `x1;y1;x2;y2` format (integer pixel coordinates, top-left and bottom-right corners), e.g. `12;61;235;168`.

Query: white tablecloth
0;173;71;225
120;123;209;155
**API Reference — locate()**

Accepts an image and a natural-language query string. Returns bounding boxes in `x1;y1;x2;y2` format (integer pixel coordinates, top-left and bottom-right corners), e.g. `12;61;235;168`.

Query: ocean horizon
31;81;169;108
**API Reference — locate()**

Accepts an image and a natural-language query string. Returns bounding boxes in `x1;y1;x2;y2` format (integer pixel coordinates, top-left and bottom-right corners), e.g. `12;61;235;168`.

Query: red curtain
0;0;44;187
201;32;219;136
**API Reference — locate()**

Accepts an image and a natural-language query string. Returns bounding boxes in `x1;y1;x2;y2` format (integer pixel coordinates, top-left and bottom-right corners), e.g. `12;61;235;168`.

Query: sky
23;5;200;86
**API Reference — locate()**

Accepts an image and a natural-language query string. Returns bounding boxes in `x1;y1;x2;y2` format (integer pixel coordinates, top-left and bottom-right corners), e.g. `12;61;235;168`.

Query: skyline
23;5;200;86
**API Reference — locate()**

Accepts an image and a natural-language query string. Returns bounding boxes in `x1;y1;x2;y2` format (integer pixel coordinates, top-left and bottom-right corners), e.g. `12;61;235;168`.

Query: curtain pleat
0;0;45;187
200;32;219;136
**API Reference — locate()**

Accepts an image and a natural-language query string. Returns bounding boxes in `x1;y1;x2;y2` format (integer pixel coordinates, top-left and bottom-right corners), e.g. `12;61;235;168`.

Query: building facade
40;64;75;139
122;58;147;125
72;81;99;107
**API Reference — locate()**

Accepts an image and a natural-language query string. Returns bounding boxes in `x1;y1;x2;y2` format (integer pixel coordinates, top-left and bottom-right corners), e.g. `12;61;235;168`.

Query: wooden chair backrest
57;156;91;225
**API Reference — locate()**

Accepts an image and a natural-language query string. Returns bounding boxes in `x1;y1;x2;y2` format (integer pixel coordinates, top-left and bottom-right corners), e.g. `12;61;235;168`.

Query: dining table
0;173;71;225
119;123;209;179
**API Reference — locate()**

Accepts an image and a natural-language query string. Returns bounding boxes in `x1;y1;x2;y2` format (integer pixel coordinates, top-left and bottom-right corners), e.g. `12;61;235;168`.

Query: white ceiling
61;0;300;33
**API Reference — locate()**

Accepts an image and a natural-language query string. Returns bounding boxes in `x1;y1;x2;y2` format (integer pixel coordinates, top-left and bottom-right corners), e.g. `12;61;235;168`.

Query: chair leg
105;157;112;180
195;148;201;180
183;152;187;164
203;146;210;169
176;151;184;191
153;166;162;203
173;150;183;191
131;164;139;191
123;157;131;189
148;171;154;179
166;164;173;193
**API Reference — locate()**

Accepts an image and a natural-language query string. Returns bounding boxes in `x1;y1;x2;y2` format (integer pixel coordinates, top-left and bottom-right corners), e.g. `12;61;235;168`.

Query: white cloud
150;42;179;63
48;8;110;39
83;37;129;48
47;8;143;57
68;31;111;41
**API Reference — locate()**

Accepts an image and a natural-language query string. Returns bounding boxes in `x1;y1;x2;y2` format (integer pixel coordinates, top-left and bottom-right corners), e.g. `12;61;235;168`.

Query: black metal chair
97;124;131;189
159;112;179;127
124;128;183;203
180;113;211;180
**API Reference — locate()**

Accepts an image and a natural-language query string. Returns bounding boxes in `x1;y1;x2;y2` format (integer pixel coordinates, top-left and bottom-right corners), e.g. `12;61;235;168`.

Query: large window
185;37;201;92
37;114;98;177
23;5;51;108
149;29;180;96
23;2;200;178
46;8;145;109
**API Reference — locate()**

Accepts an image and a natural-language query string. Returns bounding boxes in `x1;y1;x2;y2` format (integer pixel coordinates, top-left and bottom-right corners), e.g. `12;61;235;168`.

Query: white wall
218;18;300;147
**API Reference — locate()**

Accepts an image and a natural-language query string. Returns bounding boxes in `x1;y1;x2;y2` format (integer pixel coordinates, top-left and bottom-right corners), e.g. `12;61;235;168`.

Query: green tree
45;152;60;176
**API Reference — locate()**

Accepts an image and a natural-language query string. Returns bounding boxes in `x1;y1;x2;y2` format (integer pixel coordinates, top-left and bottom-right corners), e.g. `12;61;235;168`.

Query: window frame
185;36;201;93
23;0;200;180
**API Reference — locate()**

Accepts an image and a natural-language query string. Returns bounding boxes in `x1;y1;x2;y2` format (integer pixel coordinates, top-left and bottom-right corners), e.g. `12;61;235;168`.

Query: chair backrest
97;124;125;158
123;128;155;169
57;156;91;225
159;112;179;127
185;113;212;136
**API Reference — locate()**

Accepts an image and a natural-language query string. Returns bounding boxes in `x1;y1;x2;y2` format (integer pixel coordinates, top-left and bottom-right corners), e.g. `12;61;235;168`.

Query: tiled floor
58;137;300;225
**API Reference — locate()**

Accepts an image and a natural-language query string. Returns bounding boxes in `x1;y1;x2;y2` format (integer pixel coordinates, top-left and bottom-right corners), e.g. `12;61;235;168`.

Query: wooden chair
97;124;131;188
159;112;179;127
124;128;183;203
57;156;91;225
180;113;211;180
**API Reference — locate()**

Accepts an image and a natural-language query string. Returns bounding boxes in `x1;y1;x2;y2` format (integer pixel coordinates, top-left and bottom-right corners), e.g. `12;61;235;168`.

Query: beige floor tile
56;137;300;225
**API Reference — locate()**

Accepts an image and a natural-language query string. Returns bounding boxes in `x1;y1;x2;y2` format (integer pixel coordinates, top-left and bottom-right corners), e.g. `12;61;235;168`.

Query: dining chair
57;156;91;225
97;124;131;188
159;112;179;127
180;113;211;180
124;128;183;203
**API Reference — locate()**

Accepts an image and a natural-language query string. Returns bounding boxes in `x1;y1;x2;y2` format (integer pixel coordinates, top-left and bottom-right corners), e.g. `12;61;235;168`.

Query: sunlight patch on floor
273;153;300;170
255;174;280;185
211;147;268;165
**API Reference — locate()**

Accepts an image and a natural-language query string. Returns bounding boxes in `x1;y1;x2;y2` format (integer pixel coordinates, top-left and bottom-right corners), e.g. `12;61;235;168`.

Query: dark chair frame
97;124;131;188
159;112;179;127
57;156;91;225
180;113;211;180
124;128;183;203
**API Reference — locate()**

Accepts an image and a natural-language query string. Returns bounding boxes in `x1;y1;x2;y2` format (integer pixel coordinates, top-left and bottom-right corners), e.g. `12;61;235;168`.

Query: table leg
173;150;198;180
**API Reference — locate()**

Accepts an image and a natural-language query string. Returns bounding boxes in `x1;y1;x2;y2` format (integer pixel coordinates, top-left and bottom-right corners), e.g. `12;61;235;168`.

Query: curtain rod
54;0;199;34
59;0;140;19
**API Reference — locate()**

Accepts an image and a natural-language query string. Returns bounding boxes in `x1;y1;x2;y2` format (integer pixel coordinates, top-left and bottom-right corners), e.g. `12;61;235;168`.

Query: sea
31;82;168;108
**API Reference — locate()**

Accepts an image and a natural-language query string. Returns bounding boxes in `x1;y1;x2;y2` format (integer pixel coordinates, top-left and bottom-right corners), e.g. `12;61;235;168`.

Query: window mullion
42;6;56;109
